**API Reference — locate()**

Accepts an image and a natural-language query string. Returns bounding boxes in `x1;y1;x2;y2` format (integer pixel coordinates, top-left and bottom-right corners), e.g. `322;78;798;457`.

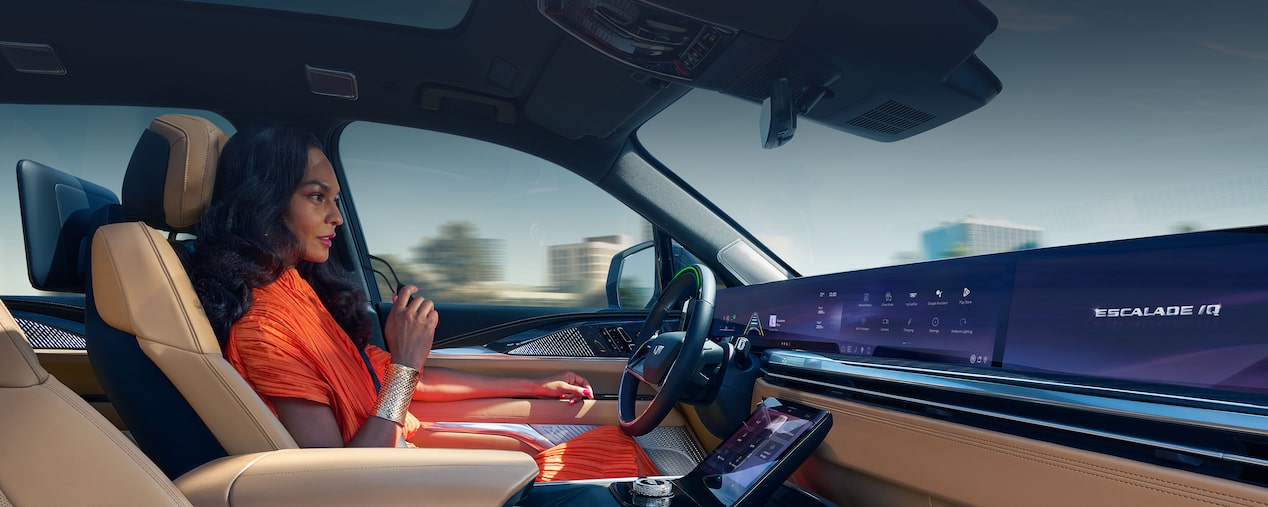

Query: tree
412;221;494;286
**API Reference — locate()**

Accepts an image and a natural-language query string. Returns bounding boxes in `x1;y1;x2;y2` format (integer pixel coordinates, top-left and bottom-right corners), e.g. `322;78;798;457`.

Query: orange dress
225;267;407;444
224;268;658;481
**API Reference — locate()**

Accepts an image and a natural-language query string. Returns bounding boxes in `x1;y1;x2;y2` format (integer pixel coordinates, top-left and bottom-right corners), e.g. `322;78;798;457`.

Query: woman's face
283;147;343;264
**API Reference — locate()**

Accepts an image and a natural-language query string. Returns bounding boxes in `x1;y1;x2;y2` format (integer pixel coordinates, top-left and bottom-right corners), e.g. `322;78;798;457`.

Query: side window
339;122;653;308
0;105;233;296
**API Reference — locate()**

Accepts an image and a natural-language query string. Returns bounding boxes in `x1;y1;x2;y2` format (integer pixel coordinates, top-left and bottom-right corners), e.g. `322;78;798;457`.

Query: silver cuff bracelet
371;363;420;425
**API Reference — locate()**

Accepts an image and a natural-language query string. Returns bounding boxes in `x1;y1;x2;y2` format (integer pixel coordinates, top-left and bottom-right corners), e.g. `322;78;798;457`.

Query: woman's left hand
535;372;593;405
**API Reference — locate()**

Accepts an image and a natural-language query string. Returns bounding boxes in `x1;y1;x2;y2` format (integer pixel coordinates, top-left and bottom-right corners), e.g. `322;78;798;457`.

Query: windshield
638;0;1268;277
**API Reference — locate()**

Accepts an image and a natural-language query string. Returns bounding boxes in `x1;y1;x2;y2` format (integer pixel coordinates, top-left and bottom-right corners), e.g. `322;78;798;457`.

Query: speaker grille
507;327;595;356
847;100;935;135
15;316;85;350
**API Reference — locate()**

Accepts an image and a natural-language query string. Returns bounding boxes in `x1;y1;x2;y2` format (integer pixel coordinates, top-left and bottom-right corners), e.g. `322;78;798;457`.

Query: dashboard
712;228;1268;396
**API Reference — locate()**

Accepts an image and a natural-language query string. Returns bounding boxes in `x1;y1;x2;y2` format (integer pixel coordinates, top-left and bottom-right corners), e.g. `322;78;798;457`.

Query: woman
189;125;657;480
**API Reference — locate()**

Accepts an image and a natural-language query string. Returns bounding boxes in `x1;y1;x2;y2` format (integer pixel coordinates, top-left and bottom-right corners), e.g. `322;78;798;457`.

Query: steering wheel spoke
625;358;650;385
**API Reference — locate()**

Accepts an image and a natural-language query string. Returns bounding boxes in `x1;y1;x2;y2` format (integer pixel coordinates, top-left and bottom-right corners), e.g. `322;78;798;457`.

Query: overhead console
539;0;1002;141
713;228;1268;397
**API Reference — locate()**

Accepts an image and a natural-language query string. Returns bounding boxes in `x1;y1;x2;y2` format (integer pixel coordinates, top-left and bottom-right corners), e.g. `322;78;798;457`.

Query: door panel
755;379;1268;507
426;352;631;396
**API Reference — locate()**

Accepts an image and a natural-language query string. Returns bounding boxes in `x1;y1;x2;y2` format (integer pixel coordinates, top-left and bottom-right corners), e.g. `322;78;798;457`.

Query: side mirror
605;241;655;309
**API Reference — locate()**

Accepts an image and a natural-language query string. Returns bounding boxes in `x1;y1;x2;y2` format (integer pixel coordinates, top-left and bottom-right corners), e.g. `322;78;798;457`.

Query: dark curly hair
189;125;371;348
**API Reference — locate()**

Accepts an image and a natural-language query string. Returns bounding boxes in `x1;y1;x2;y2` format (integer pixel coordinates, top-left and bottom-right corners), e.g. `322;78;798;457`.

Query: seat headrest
0;302;48;388
121;114;227;233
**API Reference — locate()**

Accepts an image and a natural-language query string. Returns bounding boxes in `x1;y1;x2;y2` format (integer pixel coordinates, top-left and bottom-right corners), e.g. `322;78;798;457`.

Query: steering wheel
619;264;716;436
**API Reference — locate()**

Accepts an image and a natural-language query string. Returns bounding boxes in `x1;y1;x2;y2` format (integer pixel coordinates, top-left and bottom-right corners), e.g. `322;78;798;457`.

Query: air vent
0;41;66;75
847;100;936;136
305;65;358;100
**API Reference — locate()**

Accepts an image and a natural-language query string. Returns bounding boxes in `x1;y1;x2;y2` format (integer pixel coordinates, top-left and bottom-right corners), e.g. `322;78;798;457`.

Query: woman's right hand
383;285;437;371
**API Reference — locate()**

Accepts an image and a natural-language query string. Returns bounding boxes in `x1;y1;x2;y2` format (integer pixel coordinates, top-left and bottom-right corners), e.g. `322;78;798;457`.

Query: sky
3;0;1268;294
639;0;1268;275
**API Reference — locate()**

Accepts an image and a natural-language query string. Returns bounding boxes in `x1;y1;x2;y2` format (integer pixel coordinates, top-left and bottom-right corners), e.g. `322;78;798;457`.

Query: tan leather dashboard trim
175;448;537;507
755;379;1268;507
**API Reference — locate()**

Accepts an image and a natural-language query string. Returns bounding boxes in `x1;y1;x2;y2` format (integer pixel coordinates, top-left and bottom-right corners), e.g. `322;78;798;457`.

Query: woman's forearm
411;367;542;402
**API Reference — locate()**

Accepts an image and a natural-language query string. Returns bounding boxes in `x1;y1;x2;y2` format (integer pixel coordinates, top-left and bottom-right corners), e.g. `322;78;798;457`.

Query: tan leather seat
0;301;191;505
90;114;297;469
2;300;540;506
80;115;539;505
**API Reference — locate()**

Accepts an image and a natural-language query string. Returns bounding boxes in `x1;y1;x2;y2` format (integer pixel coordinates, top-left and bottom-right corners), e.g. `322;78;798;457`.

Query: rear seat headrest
121;114;227;233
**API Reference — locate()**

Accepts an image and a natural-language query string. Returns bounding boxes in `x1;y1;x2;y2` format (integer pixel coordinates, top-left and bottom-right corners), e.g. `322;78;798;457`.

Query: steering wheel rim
618;264;715;436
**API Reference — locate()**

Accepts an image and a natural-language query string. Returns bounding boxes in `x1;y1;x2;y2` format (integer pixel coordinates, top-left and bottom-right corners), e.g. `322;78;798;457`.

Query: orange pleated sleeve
224;268;413;445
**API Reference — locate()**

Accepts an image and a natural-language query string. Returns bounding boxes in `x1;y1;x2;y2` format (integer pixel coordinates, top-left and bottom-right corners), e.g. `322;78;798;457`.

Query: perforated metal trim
634;426;707;476
14;316;85;350
531;424;599;445
507;327;595;356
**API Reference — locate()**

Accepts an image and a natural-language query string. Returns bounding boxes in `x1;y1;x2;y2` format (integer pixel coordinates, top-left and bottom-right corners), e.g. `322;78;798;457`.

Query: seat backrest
87;115;297;479
0;300;191;506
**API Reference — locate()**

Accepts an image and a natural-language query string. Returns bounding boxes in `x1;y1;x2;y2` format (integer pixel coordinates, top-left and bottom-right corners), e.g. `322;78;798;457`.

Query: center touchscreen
678;398;831;507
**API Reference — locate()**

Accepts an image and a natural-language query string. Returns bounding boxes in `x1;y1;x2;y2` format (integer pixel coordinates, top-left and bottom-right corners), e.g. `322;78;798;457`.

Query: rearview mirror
760;77;796;149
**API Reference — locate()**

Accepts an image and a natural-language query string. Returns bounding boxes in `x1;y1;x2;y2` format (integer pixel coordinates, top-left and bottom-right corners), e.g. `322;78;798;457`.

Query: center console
525;398;832;507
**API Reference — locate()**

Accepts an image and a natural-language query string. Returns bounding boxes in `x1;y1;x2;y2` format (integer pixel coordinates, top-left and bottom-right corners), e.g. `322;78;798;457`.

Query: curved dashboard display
712;228;1268;395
